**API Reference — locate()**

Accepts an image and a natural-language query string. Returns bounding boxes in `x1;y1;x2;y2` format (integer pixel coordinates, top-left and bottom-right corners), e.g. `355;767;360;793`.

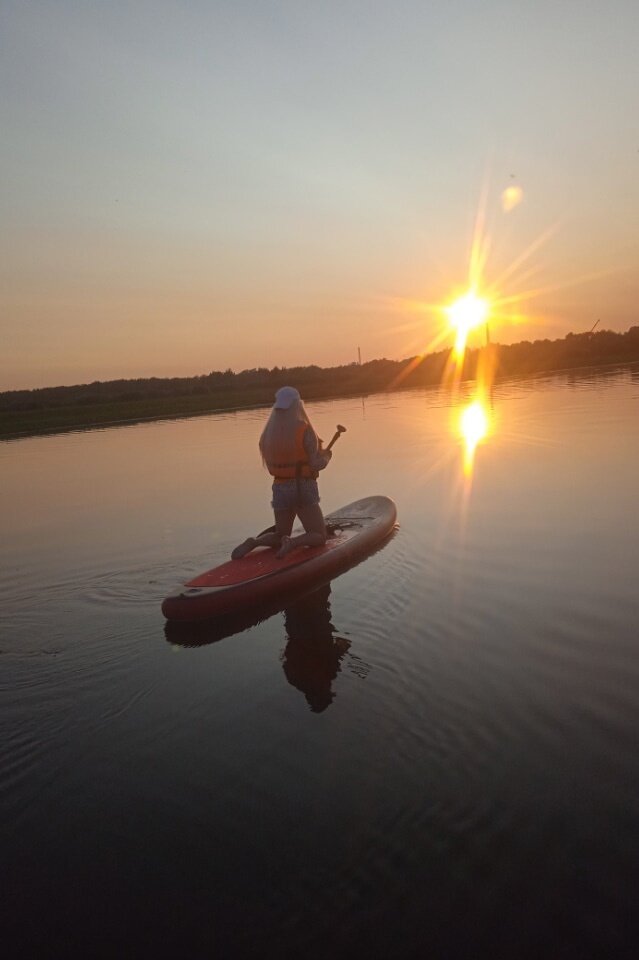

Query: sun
446;290;490;360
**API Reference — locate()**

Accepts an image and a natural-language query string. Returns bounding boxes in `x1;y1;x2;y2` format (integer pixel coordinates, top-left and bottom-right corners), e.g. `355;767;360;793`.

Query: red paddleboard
162;496;397;622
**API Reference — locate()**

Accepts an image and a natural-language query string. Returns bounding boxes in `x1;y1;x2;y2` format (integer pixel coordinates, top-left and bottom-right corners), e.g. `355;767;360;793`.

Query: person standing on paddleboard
232;386;333;560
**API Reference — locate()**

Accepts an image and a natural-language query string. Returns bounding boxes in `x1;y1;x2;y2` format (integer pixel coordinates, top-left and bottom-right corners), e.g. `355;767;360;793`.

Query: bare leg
276;503;327;558
231;509;296;560
274;508;297;540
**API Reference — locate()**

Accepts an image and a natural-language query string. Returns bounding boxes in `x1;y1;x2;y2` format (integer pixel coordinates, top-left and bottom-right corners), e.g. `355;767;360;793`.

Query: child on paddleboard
232;386;332;560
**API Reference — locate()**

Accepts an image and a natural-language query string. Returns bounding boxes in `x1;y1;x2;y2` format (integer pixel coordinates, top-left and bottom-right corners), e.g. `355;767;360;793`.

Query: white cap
274;386;301;410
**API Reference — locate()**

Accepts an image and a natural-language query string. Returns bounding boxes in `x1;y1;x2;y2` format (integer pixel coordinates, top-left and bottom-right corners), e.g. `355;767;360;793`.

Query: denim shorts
271;478;320;511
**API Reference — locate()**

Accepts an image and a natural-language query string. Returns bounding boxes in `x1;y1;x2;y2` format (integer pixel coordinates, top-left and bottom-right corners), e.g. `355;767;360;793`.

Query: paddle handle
326;424;346;451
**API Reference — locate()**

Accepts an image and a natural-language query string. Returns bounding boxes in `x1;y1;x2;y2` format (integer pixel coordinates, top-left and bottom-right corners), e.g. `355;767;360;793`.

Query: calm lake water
2;366;639;957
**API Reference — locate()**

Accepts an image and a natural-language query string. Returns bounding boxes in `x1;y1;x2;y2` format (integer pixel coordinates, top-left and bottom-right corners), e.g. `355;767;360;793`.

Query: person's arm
303;428;332;471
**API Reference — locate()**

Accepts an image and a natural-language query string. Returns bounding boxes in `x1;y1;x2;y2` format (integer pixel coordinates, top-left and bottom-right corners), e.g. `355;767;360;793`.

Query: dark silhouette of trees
1;327;638;437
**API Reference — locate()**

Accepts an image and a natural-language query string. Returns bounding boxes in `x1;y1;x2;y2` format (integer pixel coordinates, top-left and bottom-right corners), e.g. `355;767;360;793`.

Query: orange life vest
267;422;317;482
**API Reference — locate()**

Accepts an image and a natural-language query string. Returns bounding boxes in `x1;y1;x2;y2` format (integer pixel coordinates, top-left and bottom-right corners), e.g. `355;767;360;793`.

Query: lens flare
459;398;490;477
501;185;523;212
446;291;489;360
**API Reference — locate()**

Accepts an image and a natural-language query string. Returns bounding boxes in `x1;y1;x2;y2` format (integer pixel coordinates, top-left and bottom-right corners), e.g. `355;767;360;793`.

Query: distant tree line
494;326;639;380
2;326;639;414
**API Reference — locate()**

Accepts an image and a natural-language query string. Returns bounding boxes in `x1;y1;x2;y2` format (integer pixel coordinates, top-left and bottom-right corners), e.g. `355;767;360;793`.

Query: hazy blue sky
2;0;638;389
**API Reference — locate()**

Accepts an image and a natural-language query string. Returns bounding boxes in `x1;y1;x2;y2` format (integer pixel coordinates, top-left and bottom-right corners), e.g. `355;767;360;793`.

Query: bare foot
275;535;293;559
231;537;256;560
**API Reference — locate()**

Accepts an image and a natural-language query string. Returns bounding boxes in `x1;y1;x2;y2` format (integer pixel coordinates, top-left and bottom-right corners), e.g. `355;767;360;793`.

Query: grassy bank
0;388;278;440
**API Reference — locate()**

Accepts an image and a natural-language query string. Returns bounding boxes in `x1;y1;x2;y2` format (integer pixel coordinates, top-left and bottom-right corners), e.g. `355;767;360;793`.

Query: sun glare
446;290;490;359
385;180;583;486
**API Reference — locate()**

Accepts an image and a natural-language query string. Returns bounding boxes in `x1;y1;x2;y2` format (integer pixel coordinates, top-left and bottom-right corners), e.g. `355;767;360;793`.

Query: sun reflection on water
459;397;490;478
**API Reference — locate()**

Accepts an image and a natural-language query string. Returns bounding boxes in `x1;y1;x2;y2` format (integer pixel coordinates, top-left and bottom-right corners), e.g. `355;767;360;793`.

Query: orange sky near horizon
2;1;638;391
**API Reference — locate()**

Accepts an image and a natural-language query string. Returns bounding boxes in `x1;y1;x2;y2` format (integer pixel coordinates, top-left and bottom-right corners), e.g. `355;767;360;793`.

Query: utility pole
357;346;362;365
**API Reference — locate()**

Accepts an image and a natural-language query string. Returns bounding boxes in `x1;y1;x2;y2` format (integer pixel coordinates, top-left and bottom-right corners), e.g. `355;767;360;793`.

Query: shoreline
2;357;637;443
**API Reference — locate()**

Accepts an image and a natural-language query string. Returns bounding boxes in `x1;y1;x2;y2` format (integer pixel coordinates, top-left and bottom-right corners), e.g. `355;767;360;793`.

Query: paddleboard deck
161;495;397;622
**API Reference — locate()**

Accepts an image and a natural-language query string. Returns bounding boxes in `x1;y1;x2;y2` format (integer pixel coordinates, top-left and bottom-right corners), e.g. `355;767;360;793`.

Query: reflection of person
281;585;350;713
232;386;332;560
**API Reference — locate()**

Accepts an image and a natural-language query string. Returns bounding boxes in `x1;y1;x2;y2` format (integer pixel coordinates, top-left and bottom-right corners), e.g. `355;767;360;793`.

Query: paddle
325;424;346;451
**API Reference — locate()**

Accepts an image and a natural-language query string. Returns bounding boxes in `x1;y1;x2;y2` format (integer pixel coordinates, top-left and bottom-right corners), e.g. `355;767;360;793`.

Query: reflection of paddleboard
162;496;397;622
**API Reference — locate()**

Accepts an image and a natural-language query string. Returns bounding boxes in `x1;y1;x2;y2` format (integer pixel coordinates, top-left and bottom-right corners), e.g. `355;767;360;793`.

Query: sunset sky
2;0;638;390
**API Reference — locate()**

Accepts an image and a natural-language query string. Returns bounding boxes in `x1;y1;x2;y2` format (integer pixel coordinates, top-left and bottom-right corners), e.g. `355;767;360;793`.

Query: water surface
2;367;638;956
